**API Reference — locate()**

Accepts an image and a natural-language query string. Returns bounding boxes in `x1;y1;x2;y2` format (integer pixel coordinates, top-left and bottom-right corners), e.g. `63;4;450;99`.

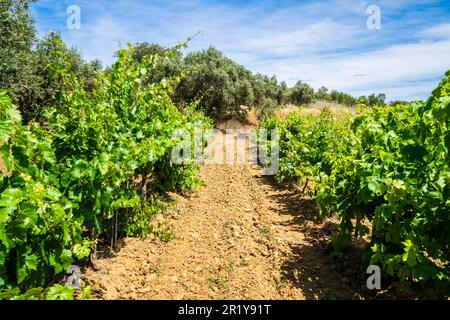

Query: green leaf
45;187;61;201
0;207;8;224
25;254;39;271
60;249;74;268
45;284;74;300
0;188;24;207
18;205;38;228
73;243;90;260
101;188;113;209
0;288;20;300
97;153;110;176
11;287;43;300
17;264;28;284
81;285;92;300
0;224;10;249
367;177;381;195
0;266;7;287
444;131;450;153
0;144;13;173
392;179;406;191
94;191;102;213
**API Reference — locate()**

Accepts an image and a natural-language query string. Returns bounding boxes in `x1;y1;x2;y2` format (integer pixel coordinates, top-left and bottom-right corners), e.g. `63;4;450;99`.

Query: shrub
289;81;315;105
174;47;255;120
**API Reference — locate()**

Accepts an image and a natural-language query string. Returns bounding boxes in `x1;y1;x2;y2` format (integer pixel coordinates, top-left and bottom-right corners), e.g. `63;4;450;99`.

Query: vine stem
301;178;310;194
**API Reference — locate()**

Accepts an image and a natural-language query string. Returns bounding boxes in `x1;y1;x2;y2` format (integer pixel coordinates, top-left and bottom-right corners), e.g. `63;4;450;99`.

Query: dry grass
215;106;259;132
212;100;354;131
276;100;356;119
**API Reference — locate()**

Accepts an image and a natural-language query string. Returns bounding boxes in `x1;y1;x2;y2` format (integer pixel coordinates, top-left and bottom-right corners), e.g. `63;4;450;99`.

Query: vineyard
0;40;211;299
1;0;450;301
261;74;450;298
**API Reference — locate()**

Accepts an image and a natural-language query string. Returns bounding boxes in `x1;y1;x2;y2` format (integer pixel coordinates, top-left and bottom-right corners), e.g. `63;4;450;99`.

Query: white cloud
254;40;450;100
32;0;450;101
243;20;361;56
418;23;450;40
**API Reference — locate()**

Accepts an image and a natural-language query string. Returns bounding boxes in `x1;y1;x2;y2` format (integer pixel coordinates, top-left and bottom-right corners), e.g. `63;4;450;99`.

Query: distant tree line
110;44;394;119
314;86;387;107
1;1;396;123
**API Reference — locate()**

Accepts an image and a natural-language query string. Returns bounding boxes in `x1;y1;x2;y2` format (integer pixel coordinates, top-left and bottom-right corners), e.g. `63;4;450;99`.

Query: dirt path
84;133;361;300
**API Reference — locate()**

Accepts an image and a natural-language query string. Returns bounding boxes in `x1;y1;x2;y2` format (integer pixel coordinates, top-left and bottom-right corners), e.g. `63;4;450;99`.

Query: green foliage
329;90;357;106
314;88;358;106
25;32;103;121
174;47;255;120
262;108;353;186
130;45;288;121
252;74;290;106
289;81;315;105
0;0;38;120
0;283;86;300
359;93;386;107
132;43;168;62
44;284;75;300
315;87;388;107
0;1;103;122
0;286;43;300
315;86;329;100
389;100;412;106
320;73;450;297
130;42;183;86
80;284;92;300
255;96;278;120
262;72;450;297
0;38;211;297
0;89;83;290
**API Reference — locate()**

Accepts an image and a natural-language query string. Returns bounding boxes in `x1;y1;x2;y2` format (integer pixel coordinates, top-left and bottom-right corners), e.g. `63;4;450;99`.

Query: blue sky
31;0;450;101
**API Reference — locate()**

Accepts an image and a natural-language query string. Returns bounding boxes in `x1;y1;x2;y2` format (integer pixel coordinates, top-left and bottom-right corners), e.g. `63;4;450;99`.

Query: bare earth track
84;132;364;300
